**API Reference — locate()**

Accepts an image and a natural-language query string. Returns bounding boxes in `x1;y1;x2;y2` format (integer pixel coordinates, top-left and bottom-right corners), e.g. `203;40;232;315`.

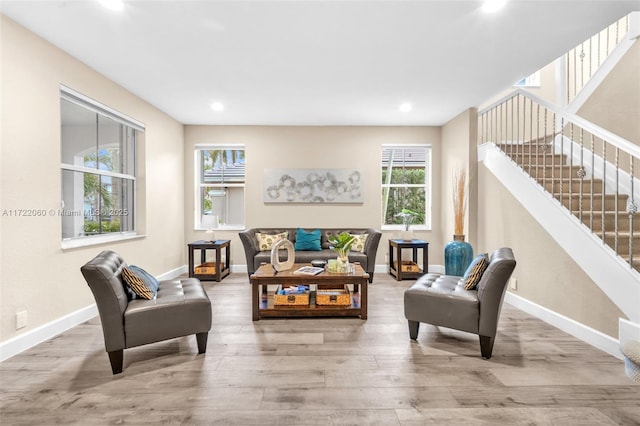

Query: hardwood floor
1;273;639;425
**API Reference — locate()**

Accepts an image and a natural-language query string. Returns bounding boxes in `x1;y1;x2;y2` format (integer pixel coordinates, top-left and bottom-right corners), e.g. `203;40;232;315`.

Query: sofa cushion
350;233;368;253
121;266;156;300
294;228;322;251
256;231;288;251
124;278;211;348
463;253;489;290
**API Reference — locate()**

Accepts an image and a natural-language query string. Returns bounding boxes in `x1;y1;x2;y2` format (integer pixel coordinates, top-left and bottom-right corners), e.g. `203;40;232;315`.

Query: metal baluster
614;147;619;255
589;37;600;83
605;23;611;63
590;133;595;232
511;96;515;159
579;44;585;93
517;94;520;166
597;29;601;79
499;103;503;150
559;116;564;208
578;128;585;223
573;49;578;102
543;108;548;186
529;97;533;173
536;103;540;181
569;123;574;216
629;155;636;268
601;137;607;243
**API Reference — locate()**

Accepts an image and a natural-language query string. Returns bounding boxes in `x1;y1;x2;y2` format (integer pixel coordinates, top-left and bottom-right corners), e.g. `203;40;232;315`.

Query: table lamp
201;214;217;243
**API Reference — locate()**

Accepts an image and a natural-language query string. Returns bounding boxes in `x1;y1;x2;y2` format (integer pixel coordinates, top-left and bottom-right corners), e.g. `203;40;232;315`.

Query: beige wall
478;165;625;338
183;125;442;268
0;16;185;343
441;109;478;250
578;41;640;145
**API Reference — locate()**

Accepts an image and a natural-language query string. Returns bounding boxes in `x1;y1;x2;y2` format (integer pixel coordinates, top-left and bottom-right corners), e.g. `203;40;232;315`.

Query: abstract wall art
263;169;363;204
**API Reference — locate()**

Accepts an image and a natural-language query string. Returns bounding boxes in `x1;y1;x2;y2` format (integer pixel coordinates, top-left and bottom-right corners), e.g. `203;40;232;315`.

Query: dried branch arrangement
452;168;467;236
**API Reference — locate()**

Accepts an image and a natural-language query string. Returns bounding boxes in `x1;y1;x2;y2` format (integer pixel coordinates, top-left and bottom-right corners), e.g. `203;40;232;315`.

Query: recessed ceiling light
482;0;508;13
97;0;124;11
210;102;224;112
399;103;413;113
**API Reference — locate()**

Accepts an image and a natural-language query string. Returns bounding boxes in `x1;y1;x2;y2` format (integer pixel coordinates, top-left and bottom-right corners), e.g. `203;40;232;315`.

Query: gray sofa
403;247;516;359
239;228;381;282
80;250;212;374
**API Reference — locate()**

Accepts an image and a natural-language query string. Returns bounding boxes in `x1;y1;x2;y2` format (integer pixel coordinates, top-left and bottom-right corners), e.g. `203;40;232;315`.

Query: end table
388;239;429;281
188;240;230;281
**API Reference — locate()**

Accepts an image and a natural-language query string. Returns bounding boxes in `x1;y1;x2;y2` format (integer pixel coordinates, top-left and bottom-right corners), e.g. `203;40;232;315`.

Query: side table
188;240;230;281
388;239;429;281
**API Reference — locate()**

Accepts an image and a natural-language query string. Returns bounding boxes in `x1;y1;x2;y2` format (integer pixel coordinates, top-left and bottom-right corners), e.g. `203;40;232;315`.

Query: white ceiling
2;0;638;126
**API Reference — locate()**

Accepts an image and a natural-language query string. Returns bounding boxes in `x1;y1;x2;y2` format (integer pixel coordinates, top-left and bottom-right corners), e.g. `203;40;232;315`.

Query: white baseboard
156;265;188;280
505;292;622;359
0;304;98;362
2;264;188;363
232;264;247;274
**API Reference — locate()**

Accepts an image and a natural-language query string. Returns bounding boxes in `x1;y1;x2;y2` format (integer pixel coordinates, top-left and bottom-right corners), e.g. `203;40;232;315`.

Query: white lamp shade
201;215;217;229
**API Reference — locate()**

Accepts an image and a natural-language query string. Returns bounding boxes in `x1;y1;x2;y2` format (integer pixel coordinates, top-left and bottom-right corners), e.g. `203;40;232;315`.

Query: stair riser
498;145;555;155
527;167;583;179
601;236;640;255
512;155;567;165
543;180;603;193
559;197;627;211
578;216;640;232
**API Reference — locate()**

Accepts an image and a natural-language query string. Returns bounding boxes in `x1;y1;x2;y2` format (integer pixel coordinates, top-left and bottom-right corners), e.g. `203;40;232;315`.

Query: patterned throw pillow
256;231;288;251
349;233;369;253
129;265;159;294
122;267;155;300
462;253;489;290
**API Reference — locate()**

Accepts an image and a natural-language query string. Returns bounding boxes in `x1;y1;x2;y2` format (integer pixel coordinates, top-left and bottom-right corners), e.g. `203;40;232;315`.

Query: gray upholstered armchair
80;250;212;374
403;247;516;359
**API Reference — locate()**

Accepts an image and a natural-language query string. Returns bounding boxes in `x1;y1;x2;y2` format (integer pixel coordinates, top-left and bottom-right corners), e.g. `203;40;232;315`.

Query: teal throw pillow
462;253;489;290
294;228;322;251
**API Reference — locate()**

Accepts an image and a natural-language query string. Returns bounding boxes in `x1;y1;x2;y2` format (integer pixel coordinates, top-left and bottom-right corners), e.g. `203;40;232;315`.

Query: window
195;145;245;229
514;71;541;88
381;145;431;229
60;87;142;244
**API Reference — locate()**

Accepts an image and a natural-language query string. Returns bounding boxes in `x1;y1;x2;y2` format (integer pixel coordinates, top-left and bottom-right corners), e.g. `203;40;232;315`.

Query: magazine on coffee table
293;266;325;276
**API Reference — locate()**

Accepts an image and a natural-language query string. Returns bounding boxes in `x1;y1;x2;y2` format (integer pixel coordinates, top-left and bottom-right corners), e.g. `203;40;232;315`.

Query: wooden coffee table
250;263;369;321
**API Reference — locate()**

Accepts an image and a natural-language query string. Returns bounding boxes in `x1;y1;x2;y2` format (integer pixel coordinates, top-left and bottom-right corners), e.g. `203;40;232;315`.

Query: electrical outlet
16;311;28;329
510;278;517;290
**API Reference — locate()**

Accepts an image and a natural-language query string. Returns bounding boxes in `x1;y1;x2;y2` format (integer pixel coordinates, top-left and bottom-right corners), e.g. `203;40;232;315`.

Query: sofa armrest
239;229;259;276
363;229;382;272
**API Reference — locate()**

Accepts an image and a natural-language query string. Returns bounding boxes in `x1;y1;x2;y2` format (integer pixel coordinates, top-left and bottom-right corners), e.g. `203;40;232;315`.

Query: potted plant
395;208;418;240
328;232;356;272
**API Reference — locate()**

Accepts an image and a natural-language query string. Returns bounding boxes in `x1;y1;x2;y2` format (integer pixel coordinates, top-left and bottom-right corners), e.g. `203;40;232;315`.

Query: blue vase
444;235;473;276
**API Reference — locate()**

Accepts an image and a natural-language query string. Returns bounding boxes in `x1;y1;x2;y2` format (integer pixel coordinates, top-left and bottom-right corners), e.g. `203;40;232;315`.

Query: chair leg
408;320;420;340
108;350;123;374
196;332;208;354
479;335;495;359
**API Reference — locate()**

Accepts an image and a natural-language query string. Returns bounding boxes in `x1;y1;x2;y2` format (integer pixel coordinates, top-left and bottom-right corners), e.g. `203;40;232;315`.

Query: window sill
381;225;431;232
195;225;245;232
61;233;144;250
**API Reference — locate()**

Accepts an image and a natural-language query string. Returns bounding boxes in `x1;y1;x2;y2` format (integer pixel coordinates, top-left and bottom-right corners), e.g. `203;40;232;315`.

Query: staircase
500;140;640;272
477;12;640;362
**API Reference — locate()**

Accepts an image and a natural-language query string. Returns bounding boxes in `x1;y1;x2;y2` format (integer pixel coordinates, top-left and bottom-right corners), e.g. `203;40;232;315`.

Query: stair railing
566;14;630;105
478;89;640;269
